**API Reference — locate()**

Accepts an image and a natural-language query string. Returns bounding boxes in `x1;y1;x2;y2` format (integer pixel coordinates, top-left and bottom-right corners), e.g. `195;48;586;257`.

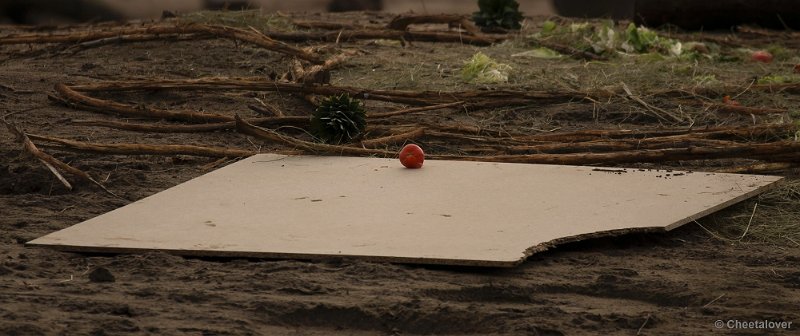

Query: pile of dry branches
2;14;799;195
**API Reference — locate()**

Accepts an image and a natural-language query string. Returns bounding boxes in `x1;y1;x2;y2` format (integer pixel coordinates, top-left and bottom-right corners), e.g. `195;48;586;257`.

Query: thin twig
266;28;500;46
3;119;71;190
55;83;234;122
234;115;393;156
387;14;482;36
67;77;581;108
438;140;800;165
636;314;651;335
703;294;726;308
70;116;308;133
736;203;758;240
251;97;285;117
360;128;424;147
708;103;789;116
733;79;756;99
714;162;795;174
62;34;192;54
0;23;324;63
621;82;683;123
693;220;732;242
369;101;464;119
2;119;120;198
28;133;258;158
294;49;359;85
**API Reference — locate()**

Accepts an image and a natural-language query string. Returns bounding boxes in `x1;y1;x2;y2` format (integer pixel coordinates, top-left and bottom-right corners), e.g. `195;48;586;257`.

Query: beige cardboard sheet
28;154;782;267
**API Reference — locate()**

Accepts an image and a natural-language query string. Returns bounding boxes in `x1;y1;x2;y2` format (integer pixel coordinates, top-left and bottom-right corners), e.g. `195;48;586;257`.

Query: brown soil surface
1;12;799;335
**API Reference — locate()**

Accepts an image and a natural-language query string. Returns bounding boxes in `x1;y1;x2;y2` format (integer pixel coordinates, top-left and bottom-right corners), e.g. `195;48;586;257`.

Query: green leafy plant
472;0;523;30
311;94;367;144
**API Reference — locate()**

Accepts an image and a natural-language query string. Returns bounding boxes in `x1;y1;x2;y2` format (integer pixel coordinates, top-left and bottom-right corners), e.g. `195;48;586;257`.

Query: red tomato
751;50;773;63
399;144;424;169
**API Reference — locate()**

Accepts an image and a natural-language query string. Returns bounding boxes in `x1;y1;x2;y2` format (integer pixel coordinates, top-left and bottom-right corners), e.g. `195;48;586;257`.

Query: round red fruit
751;50;773;63
399;144;424;169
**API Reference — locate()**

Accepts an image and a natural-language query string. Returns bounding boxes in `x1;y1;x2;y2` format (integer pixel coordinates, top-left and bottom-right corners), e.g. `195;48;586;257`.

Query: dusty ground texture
1;11;800;335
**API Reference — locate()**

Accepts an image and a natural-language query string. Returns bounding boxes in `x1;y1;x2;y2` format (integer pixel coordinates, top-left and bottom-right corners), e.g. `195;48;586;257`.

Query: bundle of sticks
2;16;798;197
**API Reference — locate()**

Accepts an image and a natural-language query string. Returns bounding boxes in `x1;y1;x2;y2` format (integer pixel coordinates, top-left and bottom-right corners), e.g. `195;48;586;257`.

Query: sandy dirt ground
1;11;799;336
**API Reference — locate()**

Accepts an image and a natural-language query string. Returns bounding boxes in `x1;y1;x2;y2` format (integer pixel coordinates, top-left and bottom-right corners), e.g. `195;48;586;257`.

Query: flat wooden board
28;155;782;267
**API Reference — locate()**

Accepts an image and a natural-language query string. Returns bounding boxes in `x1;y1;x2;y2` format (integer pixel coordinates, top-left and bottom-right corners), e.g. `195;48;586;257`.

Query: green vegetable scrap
679;42;710;61
569;22;591;33
621;23;682;56
794;120;800;141
692;74;719;86
371;39;402;47
461;52;512;84
311;94;367;144
623;23;657;53
535;21;689;58
715;54;741;62
757;75;797;85
511;47;562;59
472;0;524;30
590;24;617;54
541;20;557;34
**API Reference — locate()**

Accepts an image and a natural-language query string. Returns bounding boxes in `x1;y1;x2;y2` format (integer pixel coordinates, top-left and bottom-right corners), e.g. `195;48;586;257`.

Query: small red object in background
399;144;424;169
751;50;773;63
794;64;800;73
722;95;740;106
